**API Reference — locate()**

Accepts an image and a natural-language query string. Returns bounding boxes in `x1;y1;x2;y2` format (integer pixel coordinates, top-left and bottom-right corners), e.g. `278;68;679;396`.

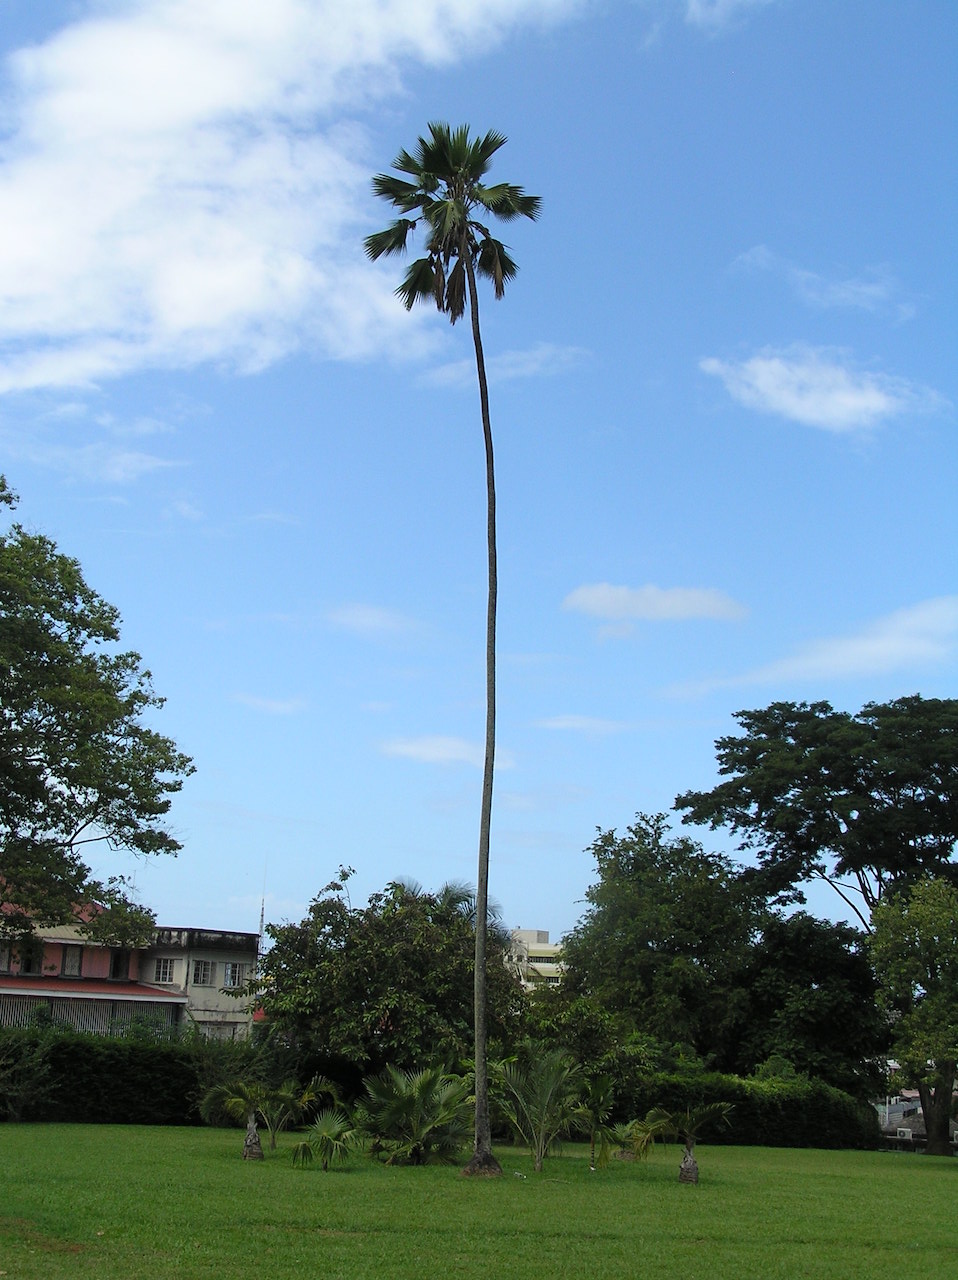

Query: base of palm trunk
461;1150;502;1177
243;1122;264;1160
678;1151;699;1183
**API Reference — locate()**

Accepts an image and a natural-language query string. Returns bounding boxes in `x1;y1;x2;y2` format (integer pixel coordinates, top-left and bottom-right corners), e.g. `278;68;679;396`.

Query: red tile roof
0;975;186;1002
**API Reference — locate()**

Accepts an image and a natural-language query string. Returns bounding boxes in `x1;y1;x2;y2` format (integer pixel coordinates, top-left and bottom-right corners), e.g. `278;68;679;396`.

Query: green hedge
0;1028;259;1125
615;1069;880;1149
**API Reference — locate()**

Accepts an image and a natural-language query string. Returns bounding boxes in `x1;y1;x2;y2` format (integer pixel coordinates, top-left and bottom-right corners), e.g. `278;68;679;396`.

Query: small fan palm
291;1107;355;1171
353;1064;471;1166
366;122;539;1177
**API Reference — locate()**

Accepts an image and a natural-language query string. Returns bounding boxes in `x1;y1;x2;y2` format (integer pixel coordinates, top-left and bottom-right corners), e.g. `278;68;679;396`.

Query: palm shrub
633;1103;734;1183
353;1064;472;1166
291;1107;356;1170
200;1074;339;1157
495;1047;584;1172
575;1073;616;1171
256;1075;338;1149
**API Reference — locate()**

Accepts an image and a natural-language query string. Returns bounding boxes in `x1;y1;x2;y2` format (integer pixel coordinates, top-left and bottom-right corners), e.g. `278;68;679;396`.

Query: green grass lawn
1;1126;954;1280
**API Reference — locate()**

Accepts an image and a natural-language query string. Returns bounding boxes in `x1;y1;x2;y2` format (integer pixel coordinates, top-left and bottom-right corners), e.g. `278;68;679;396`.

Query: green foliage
297;1106;356;1170
200;1074;334;1149
676;696;958;927
0;1026;261;1125
716;912;885;1098
364;121;540;320
870;877;958;1154
258;876;524;1072
575;1073;616;1170
494;1045;585;1172
353;1064;472;1165
561;813;764;1060
0;477;193;941
613;1070;879;1150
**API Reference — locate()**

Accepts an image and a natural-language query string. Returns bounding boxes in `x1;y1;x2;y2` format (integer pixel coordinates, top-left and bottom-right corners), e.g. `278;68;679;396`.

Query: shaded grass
0;1125;955;1280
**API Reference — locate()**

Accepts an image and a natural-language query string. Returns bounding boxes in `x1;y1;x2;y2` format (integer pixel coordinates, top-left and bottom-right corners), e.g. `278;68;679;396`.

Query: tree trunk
460;249;502;1180
678;1141;699;1184
918;1063;955;1156
243;1112;264;1160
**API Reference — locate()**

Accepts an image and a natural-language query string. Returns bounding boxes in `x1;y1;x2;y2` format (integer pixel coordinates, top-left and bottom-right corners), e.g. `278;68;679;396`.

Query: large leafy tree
364;122;540;1175
675;696;958;930
560;813;765;1061
0;478;193;944
870;878;958;1156
257;875;524;1076
717;912;885;1097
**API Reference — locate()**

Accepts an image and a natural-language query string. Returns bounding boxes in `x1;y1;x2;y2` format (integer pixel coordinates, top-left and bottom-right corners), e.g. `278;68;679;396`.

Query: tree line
3;468;957;1155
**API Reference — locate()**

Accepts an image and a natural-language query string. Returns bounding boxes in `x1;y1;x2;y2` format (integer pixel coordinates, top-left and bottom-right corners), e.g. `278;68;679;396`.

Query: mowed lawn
1;1125;955;1280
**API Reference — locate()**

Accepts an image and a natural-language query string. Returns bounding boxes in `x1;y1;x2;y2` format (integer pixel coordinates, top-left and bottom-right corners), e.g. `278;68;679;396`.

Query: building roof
0;975;187;1003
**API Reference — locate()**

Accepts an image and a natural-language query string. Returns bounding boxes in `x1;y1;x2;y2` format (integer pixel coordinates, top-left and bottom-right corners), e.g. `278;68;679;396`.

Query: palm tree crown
363;121;540;319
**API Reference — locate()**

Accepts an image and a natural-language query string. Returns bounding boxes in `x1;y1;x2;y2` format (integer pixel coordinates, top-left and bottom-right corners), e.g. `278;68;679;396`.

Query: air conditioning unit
896;1127;913;1139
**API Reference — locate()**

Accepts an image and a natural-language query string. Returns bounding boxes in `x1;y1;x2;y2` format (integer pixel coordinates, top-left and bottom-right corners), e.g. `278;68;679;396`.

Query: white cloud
684;0;776;30
677;597;958;695
0;0;581;394
327;603;415;635
734;246;911;316
563;582;746;622
381;735;485;768
423;342;588;389
700;345;944;432
231;693;307;714
746;598;958;684
535;714;631;734
0;424;179;482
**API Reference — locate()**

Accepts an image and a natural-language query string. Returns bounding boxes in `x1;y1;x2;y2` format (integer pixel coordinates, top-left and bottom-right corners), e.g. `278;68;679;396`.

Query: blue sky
1;0;954;940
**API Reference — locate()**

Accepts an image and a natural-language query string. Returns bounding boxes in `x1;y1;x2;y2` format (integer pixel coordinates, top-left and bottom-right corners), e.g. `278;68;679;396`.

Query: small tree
495;1047;584;1172
200;1076;335;1157
576;1074;616;1171
870;878;958;1156
636;1103;733;1183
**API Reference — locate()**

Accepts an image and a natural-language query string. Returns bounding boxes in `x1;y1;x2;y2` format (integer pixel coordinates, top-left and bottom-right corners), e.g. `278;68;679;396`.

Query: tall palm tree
365;122;540;1176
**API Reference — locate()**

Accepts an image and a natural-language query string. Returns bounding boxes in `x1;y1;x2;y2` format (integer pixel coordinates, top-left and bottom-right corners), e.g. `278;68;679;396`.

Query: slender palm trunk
461;249;501;1178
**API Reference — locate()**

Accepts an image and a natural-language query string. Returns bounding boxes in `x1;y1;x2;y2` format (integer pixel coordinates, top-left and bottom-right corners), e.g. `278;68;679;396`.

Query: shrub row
0;1027;259;1124
2;1028;880;1148
615;1070;880;1149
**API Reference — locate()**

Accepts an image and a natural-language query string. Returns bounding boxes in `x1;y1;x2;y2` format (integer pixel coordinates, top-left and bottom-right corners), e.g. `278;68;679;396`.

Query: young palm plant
636;1103;734;1183
495;1047;584;1173
353;1064;472;1166
576;1073;616;1172
291;1106;356;1171
365;122;540;1177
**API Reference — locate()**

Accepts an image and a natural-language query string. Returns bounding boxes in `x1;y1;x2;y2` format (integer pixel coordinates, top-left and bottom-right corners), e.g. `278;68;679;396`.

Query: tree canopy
0;478;193;942
675;696;958;929
256;875;524;1074
560;813;764;1061
870;878;958;1155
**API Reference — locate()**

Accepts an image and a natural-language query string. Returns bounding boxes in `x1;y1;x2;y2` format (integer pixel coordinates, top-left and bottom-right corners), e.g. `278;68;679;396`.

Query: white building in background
510;928;565;991
141;927;259;1039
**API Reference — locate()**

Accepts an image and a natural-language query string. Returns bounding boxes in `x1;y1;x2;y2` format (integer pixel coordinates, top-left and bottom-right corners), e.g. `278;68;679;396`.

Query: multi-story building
509;928;565;990
0;920;259;1039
